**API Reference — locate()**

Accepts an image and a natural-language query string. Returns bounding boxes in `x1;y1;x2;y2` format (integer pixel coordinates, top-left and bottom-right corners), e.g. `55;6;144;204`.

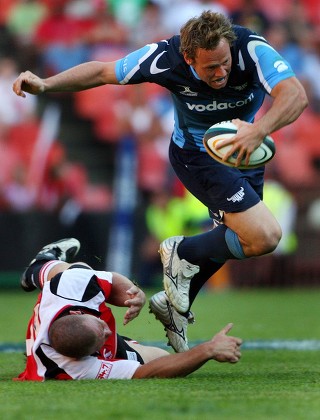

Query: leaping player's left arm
250;76;308;140
247;35;308;136
227;77;308;166
219;36;309;166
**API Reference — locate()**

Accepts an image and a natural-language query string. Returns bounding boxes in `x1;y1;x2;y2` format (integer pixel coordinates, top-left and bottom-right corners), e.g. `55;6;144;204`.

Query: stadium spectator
122;84;172;195
5;0;47;70
107;0;149;30
299;27;320;113
6;0;48;46
16;238;242;380
0;0;18;26
264;179;298;256
130;0;170;48
139;187;211;286
0;22;16;58
1;162;36;211
0;56;37;135
0;55;38;207
263;22;306;79
229;0;270;34
302;0;320;26
32;0;90;76
230;176;299;287
250;0;296;24
280;0;310;45
259;178;298;282
158;0;229;35
12;11;308;355
63;0;130;62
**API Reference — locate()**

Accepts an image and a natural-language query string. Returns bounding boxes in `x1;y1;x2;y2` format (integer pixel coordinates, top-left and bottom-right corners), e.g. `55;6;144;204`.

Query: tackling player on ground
17;238;242;381
13;11;307;353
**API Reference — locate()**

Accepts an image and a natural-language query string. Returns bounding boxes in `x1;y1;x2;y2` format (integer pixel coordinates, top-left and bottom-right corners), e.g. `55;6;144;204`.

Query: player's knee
264;226;282;253
252;225;282;256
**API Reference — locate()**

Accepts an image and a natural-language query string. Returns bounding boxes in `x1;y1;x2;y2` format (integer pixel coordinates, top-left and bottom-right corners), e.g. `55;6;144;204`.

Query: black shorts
116;335;144;364
169;141;264;222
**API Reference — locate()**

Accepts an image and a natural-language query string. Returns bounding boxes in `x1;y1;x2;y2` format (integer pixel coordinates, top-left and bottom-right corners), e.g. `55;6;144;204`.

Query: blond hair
180;11;236;60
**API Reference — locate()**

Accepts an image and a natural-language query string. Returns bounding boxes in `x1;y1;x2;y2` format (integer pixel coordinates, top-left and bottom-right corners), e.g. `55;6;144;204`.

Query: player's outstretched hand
210;323;242;363
123;285;146;325
12;71;45;98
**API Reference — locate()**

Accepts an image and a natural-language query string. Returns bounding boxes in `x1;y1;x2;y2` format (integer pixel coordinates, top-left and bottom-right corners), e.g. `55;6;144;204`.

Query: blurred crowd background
0;0;320;289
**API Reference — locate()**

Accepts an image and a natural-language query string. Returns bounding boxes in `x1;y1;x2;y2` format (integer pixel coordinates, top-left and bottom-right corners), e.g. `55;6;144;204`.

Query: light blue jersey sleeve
247;35;295;93
115;45;154;85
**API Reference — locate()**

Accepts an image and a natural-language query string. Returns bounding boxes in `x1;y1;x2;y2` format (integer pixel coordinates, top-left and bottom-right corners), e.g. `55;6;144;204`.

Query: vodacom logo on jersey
186;92;254;112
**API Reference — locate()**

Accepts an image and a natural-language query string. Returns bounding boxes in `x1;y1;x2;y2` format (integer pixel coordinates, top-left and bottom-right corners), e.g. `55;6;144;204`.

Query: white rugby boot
20;238;81;292
159;236;199;314
149;291;195;353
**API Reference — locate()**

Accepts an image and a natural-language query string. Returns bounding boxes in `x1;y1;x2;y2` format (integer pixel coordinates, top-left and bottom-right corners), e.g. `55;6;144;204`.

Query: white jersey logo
186;93;254;112
96;361;112;379
274;60;288;73
178;85;198;96
227;187;245;203
150;51;170;74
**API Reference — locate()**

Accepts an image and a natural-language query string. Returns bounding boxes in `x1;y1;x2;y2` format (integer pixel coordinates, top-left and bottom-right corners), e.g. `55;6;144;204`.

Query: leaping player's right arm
12;61;119;97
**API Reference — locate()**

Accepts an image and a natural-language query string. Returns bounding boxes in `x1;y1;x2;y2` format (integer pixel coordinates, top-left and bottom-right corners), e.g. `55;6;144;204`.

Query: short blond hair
180;11;236;61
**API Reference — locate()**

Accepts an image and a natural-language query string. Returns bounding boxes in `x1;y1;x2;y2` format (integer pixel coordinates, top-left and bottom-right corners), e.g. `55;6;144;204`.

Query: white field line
2;340;320;353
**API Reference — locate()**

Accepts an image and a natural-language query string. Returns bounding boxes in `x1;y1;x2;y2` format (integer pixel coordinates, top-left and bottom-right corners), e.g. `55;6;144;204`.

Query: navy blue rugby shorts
169;141;264;221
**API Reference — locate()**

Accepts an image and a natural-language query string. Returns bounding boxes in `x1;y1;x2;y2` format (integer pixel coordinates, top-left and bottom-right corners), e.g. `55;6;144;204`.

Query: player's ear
183;53;192;65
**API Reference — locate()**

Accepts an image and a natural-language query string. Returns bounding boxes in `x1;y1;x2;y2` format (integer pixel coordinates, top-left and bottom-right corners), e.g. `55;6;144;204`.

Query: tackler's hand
123;285;146;325
209;323;243;363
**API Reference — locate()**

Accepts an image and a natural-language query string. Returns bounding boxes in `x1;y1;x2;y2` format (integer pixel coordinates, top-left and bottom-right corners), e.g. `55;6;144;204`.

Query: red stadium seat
7;119;40;163
74;85;132;142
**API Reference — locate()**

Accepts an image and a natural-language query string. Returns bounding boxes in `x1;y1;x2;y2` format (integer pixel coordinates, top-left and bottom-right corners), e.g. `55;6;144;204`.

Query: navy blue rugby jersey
115;26;295;151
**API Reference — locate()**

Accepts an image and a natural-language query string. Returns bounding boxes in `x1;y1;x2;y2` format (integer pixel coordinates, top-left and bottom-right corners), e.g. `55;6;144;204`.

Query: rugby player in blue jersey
13;11;308;353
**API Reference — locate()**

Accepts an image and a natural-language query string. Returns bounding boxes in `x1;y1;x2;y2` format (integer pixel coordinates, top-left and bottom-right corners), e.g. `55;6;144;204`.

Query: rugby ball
203;121;275;169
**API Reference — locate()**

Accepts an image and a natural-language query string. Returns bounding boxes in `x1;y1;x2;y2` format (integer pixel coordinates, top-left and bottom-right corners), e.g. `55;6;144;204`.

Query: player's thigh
169;142;264;214
224;200;282;246
127;341;170;363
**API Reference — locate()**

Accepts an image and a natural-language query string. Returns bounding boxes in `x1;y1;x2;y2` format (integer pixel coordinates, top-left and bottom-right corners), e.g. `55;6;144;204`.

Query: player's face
186;38;232;89
82;315;112;351
94;318;112;350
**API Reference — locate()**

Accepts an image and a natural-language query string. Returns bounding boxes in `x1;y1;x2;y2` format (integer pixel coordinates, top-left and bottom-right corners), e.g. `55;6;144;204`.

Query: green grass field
1;288;320;420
